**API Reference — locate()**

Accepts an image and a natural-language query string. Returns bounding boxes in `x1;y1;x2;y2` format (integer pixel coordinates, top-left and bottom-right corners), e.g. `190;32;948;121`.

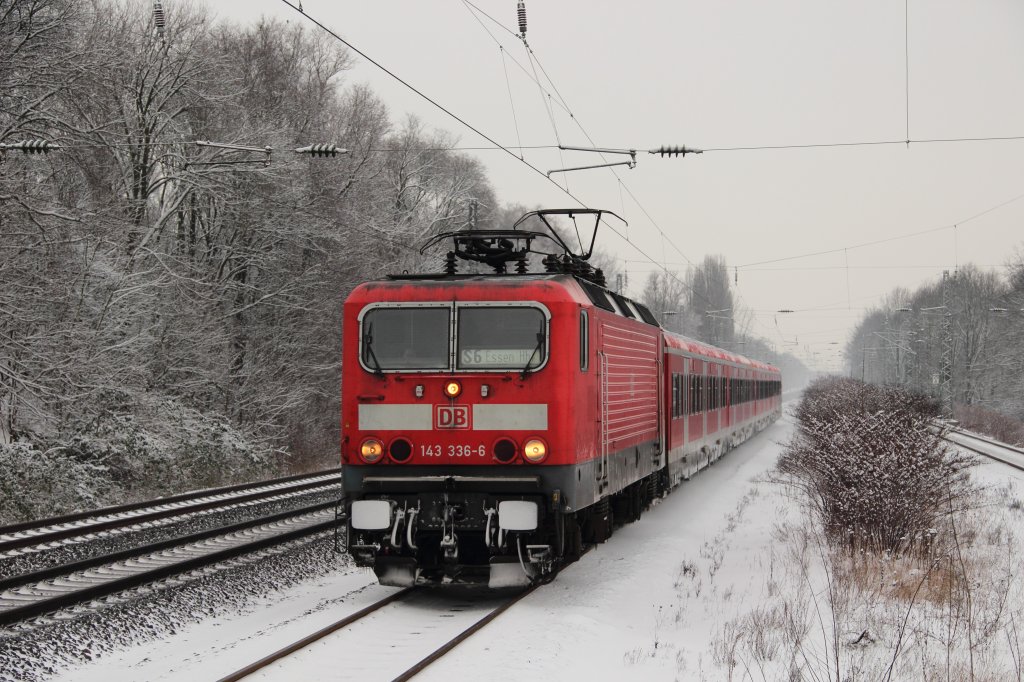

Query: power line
905;0;910;143
44;140;560;153
629;263;1010;272
702;135;1024;153
275;0;685;293
457;6;713;307
458;2;706;279
737;188;1024;269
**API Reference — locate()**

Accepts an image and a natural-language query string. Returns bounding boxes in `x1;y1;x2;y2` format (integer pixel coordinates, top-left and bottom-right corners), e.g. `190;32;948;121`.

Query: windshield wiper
363;323;384;377
520;322;546;379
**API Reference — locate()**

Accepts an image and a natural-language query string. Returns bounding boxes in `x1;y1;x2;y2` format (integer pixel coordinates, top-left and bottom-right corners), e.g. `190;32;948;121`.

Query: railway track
0;470;346;628
0;502;341;627
941;426;1024;473
0;468;342;557
215;580;543;682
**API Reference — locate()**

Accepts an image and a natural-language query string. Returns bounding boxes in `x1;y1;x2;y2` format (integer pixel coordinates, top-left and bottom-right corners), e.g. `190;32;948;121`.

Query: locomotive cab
341;210;626;587
342;282;581;587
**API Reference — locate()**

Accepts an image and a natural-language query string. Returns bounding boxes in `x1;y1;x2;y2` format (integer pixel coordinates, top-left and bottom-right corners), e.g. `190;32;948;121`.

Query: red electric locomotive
341;209;781;587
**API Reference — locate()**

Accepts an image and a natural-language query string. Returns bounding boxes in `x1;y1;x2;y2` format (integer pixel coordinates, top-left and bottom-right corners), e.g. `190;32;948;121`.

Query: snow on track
243;588;516;681
945;428;1024;472
0;472;342;558
419;406;796;682
0;508;335;625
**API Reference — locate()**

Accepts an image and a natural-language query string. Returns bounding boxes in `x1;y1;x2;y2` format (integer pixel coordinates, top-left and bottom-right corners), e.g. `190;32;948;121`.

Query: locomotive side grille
600;322;660;444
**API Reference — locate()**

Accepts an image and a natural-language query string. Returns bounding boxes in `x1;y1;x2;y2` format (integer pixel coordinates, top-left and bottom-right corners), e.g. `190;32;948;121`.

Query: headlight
359;438;385;463
522;437;548;463
443;380;462;398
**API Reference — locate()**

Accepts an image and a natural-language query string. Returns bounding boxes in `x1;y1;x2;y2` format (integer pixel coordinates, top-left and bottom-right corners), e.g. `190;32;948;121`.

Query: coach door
722;365;732;431
708;363;720;437
688;358;704;473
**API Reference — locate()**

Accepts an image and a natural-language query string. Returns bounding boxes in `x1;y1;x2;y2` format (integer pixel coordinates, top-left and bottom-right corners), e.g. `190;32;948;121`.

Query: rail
215;548;584;681
0;502;339;627
941;426;1024;473
0;468;342;555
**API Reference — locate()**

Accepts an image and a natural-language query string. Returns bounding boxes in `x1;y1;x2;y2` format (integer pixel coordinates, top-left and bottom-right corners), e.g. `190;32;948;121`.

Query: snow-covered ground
39;400;1024;681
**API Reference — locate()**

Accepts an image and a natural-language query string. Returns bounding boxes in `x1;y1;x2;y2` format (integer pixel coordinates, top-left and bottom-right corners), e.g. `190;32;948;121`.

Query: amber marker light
443;380;462;399
522;437;548;463
359;438;385;464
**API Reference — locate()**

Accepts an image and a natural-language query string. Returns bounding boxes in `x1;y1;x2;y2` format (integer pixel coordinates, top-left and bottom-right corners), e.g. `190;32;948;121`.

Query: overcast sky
216;0;1024;372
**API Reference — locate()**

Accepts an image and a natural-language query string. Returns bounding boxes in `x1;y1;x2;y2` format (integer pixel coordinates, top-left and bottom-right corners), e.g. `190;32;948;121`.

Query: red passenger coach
341;210;781;587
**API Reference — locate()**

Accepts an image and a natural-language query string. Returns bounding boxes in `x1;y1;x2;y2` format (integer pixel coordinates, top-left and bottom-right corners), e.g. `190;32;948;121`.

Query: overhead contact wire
512;35;712;308
738;189;1024;269
458;0;707;301
500;47;525;160
275;1;687;281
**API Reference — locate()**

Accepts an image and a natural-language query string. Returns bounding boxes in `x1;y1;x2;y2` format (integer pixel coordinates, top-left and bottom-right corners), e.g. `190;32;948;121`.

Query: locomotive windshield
361;307;450;370
457;306;546;370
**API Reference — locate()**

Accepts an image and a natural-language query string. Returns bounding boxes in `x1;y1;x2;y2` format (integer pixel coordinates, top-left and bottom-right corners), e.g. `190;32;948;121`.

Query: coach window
361;306;450;371
679;375;685;417
580;310;589;371
457;306;547;371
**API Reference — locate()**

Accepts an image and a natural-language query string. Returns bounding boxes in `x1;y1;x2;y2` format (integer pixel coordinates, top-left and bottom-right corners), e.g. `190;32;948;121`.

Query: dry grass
837;553;955;606
709;485;1024;682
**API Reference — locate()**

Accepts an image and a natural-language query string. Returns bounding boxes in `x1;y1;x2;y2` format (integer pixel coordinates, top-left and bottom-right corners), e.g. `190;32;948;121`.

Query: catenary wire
736;188;1024;268
457;1;705;279
275;0;704;309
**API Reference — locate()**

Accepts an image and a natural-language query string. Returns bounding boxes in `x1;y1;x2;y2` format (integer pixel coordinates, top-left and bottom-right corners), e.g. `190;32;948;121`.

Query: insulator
153;2;166;37
515;254;528;274
517;1;527;38
563;255;576;274
295;143;347;157
444;251;457;275
542;254;559;274
650;145;703;158
593;267;606;287
2;139;57;154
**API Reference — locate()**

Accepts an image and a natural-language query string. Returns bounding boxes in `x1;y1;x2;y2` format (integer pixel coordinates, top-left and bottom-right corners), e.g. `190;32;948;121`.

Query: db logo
435;405;470;429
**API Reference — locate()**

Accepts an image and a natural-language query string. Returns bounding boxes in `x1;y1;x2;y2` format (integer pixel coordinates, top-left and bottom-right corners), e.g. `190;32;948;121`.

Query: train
340;209;781;588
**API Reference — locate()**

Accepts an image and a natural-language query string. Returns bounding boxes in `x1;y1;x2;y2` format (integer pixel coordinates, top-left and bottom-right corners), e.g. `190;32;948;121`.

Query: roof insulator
153;2;166;38
517;1;527;39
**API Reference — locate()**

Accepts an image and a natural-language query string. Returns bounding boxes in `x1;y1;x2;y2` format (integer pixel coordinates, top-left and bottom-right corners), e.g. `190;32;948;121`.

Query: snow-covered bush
0;440;118;522
779;377;975;555
0;399;282;524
